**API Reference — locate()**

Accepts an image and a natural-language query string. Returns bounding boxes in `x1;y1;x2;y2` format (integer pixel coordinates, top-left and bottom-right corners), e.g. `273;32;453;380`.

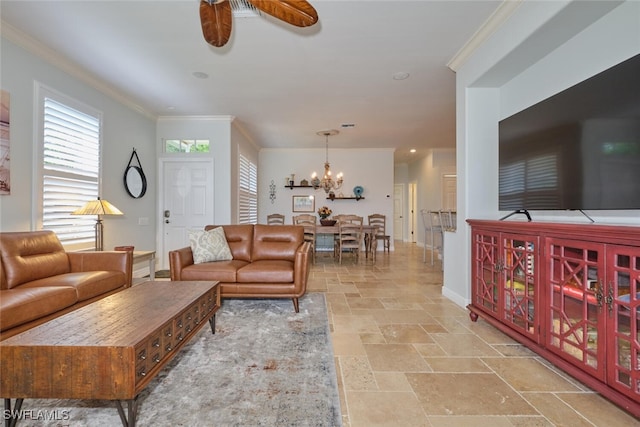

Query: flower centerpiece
317;206;336;226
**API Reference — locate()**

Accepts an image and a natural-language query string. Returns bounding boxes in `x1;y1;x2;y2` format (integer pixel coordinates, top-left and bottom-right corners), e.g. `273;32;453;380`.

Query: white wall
259;148;394;246
445;0;640;307
0;36;157;252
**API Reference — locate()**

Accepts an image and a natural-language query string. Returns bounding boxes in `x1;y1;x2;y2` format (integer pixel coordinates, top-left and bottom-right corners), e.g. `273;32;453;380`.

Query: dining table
304;224;379;262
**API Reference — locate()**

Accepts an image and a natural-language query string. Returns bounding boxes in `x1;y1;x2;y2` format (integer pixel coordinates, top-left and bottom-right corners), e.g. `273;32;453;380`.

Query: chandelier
311;130;343;194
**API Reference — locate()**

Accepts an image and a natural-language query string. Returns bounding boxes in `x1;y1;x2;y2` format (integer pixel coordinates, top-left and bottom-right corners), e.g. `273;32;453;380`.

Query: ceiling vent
230;0;261;18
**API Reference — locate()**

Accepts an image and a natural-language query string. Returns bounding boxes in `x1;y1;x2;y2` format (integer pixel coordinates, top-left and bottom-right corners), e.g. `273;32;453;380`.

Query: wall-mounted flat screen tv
499;53;640;211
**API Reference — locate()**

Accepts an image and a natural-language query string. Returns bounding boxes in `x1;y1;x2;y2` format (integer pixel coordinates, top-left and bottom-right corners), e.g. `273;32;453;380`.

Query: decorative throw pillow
188;227;233;264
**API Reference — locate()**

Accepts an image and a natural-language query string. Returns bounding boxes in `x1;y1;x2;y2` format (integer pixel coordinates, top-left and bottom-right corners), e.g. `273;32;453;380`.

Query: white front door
159;158;214;269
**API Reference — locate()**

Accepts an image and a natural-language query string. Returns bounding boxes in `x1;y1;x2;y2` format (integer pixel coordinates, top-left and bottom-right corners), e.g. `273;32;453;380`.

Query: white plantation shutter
41;95;101;246
239;153;257;224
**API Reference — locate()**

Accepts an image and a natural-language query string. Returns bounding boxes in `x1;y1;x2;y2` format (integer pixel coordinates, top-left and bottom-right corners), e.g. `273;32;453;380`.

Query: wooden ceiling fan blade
248;0;318;27
200;0;233;47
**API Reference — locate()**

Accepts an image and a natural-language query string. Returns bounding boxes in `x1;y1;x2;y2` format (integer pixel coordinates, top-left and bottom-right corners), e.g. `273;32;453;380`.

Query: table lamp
72;197;123;251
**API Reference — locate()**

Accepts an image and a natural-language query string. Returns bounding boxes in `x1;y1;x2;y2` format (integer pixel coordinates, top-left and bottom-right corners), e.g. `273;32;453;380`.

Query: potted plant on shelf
318;206;336;226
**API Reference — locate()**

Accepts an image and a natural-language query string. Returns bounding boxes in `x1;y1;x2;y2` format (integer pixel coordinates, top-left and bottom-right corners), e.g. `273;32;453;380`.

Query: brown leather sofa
0;230;133;340
169;224;312;312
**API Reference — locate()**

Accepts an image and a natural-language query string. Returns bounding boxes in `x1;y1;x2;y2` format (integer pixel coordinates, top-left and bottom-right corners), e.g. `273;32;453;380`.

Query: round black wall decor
124;149;147;198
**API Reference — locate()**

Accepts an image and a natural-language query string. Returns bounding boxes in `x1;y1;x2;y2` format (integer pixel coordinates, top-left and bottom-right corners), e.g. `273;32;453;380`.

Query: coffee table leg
4;398;23;427
209;314;216;334
115;396;138;427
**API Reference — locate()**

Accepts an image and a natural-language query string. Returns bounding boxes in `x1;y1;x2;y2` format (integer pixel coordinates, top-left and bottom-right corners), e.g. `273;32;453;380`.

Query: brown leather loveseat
0;230;133;340
169;224;311;312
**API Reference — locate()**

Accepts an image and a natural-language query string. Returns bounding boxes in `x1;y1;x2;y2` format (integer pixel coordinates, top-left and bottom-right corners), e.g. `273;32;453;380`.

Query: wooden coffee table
0;280;220;427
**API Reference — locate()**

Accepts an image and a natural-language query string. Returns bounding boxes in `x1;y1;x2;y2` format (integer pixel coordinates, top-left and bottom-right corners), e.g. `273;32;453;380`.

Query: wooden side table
132;250;156;280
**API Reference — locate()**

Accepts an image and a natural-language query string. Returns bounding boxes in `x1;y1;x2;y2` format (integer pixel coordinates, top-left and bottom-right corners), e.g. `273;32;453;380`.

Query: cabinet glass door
502;234;538;340
547;239;605;380
472;230;500;316
607;245;640;400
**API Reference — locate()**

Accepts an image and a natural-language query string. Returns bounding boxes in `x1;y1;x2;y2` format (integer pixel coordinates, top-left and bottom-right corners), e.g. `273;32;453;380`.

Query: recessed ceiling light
167;106;176;110
392;72;410;81
192;71;209;79
410;149;416;153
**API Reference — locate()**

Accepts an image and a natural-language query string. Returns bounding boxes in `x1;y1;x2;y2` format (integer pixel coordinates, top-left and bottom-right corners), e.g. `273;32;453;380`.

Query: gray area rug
16;293;342;426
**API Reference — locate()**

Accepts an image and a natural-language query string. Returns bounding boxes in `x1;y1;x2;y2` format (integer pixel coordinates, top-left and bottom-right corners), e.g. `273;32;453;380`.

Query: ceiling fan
200;0;318;47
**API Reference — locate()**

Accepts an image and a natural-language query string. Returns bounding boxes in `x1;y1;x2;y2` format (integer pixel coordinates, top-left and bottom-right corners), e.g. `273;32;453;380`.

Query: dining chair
368;214;390;257
267;213;285;225
293;214;317;263
336;221;363;264
339;214;363;225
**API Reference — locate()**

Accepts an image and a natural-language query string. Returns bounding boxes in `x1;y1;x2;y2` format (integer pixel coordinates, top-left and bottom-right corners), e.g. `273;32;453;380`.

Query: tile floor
306;241;639;427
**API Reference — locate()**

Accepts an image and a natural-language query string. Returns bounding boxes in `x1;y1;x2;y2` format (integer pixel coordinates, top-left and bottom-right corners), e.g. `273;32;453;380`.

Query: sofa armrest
68;251;133;287
169;247;195;281
293;241;312;296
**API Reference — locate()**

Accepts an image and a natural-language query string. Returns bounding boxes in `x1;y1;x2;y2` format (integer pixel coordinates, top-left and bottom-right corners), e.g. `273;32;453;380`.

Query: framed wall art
292;195;314;212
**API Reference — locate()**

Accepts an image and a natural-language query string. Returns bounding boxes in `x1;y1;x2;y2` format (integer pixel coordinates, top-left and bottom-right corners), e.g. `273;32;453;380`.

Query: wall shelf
326;197;364;201
284;185;313;189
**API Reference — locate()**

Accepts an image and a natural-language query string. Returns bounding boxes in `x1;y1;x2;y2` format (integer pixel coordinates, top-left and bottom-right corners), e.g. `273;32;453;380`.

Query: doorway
158;158;214;269
393;184;404;241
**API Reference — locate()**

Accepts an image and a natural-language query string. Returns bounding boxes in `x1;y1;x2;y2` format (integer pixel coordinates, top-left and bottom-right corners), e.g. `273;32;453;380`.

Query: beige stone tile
414;343;448;357
346;297;385;310
428;415;531;427
466;320;520;344
407;373;537;415
364;343;432;372
431;334;503;357
492;343;537;357
433;316;474;334
507;417;555;427
332;333;366;356
522;392;593;427
359;332;386;344
346;391;428;427
482;358;581;392
373;372;413;391
333;314;380;334
420;323;449;333
339;355;378;391
424;357;492;373
370;309;438;325
557;392;640;427
379;324;434;344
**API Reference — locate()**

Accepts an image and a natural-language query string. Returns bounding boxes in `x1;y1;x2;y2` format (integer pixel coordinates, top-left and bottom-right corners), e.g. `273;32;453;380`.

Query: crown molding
157;115;235;122
447;0;523;72
1;20;157;121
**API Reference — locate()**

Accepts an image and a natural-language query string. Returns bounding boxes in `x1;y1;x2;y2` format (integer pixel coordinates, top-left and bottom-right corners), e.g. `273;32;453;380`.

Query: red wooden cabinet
467;220;640;418
471;228;539;342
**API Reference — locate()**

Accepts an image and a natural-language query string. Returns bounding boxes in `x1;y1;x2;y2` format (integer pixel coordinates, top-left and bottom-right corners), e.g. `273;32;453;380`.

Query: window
36;85;101;248
164;139;210;153
238;153;257;224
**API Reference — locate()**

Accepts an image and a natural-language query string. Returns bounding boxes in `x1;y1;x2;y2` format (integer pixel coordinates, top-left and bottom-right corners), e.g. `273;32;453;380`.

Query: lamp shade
72;198;123;216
